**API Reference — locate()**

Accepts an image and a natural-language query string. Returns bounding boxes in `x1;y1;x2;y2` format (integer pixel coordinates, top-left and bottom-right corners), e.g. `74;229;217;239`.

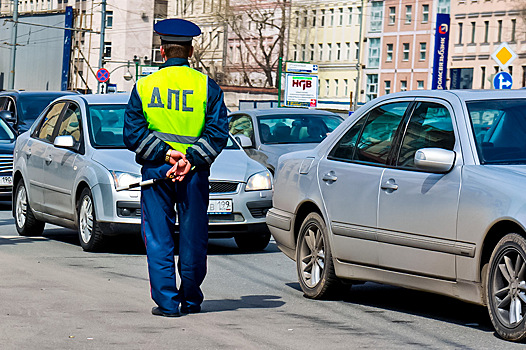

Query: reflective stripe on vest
136;66;208;154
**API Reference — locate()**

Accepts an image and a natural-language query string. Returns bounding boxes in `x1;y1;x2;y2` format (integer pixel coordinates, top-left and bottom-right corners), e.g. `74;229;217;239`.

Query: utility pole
9;0;19;90
97;0;107;93
353;0;365;111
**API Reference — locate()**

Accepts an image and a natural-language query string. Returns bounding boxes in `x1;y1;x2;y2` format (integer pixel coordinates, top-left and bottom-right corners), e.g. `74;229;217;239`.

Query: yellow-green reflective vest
137;66;208;154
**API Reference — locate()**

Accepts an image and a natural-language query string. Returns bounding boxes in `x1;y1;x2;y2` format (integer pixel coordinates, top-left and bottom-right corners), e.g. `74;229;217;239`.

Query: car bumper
266;207;296;259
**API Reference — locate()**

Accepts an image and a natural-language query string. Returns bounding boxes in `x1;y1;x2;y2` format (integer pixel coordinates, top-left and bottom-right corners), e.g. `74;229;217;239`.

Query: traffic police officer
123;18;228;317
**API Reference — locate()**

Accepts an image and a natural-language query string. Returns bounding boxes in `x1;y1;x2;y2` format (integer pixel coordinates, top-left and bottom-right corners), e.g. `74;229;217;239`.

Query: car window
35;103;66;143
328;116;366;161
56;103;82;144
88;104;127;147
257;114;342;144
229;115;254;139
0;118;15;141
0;97;7;110
397;102;455;168
354;102;409;165
467;99;526;164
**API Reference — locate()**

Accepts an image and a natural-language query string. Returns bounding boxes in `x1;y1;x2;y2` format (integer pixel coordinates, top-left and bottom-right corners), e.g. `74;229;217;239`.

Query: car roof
230;107;341;118
372;89;526;104
0;90;78;97
57;93;131;105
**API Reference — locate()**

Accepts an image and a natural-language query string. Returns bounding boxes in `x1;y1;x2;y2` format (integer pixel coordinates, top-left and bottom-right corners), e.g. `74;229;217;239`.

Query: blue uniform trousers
141;162;209;314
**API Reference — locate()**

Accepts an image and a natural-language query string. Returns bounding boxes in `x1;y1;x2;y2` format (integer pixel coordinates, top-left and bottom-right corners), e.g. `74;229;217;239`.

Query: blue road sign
96;68;110;83
494;71;513;89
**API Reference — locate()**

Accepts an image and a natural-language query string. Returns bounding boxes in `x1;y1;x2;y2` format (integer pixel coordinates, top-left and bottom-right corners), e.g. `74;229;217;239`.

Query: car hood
210;149;266;182
485;165;526;178
0;139;15;154
259;143;319;168
91;149;141;174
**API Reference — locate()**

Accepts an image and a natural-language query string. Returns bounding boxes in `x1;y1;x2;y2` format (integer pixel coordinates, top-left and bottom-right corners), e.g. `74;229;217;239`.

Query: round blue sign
96;68;110;83
493;72;513;89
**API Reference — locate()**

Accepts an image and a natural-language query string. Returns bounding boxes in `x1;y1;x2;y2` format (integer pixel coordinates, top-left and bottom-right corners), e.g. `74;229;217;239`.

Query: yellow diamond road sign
491;42;518;70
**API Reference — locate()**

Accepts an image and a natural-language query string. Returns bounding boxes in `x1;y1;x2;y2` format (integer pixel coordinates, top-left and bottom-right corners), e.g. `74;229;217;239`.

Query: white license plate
208;199;232;214
0;176;12;186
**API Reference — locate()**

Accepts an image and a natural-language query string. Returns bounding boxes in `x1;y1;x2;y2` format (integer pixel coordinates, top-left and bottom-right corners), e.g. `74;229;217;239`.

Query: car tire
296;212;342;299
14;180;45;236
486;233;526;342
234;232;271;251
77;188;105;252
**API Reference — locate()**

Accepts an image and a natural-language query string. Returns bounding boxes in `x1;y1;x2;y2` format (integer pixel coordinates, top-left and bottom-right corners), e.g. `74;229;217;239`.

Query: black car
0;116;16;200
0;91;78;134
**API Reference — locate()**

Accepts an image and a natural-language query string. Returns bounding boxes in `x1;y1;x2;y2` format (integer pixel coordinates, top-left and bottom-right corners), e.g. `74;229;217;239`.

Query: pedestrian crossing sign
491;42;517;70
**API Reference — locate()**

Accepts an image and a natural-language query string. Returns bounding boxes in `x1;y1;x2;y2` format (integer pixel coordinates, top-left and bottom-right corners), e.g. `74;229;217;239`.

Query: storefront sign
431;13;451;90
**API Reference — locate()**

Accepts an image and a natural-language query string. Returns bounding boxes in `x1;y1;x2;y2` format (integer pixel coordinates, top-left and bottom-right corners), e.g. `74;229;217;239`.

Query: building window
344;79;349;96
310;44;314;61
422;4;429;23
293;45;297;61
481;66;486;89
295;11;299;27
386;43;393;62
484;21;489;43
458;23;463;44
312;10;316;27
301;44;306;61
417;80;424;89
366;74;378;101
403;43;410;61
368;38;380;67
437;0;450;13
103;41;112;59
385;80;391;94
405;5;412;24
335;79;339;96
336;43;341;60
371;1;383;32
389;7;396;25
471;22;476;44
355;42;360;60
330;8;334;26
497;20;502;42
325;80;330;96
420;42;426;60
321;9;325;27
328;43;332;61
511;19;516;42
401;80;407;92
348;7;353;25
338;8;343;26
319;44;323;61
346;42;351;60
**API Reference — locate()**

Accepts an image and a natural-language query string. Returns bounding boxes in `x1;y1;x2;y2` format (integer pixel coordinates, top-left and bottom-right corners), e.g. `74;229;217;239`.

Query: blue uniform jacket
124;58;228;168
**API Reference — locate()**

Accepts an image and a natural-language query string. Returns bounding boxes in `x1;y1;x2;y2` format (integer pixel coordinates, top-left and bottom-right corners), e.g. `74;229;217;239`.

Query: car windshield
0;119;15;141
88;104;127;148
18;94;66;123
257;114;342;144
467;99;526;164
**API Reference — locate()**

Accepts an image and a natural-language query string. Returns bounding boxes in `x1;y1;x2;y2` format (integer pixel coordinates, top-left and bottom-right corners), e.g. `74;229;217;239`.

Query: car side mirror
235;134;253;148
54;135;75;149
0;110;15;123
414;148;456;173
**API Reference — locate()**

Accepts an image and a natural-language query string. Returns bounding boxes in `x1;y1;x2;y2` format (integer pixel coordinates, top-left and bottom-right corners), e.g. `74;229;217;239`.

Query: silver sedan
13;94;273;252
267;89;526;342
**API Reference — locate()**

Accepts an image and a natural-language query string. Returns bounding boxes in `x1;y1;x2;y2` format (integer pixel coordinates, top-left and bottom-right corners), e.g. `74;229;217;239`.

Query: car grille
0;155;13;174
210;181;238;194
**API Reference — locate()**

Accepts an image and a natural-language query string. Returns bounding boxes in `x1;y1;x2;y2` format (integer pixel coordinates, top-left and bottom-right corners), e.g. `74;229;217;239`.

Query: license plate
0;176;12;186
208;199;232;214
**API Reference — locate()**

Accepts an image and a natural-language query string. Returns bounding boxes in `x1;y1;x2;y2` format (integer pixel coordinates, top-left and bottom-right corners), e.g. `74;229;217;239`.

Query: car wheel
77;188;105;252
296;212;342;299
234;232;271;251
14;180;44;236
486;233;526;341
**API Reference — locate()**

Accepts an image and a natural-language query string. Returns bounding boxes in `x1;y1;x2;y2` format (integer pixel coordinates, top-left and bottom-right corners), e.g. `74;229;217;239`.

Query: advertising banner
284;74;318;108
431;13;451;90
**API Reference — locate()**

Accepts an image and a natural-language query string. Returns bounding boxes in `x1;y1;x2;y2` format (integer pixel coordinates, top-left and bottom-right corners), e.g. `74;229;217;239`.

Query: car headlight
111;171;141;191
245;171;273;191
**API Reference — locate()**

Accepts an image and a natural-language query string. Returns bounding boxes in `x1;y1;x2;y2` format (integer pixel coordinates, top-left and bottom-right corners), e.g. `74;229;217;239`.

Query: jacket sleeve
123;86;170;164
186;78;229;168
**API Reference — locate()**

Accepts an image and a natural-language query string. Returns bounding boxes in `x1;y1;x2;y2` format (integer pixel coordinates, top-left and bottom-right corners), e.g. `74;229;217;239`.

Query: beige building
289;0;364;110
449;0;526;89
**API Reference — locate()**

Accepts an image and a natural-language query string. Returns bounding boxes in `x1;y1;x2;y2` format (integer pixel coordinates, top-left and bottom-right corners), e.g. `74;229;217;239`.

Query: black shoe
180;306;201;314
151;307;182;317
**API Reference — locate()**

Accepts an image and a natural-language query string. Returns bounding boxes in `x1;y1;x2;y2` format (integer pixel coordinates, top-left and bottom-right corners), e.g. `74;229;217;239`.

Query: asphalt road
0;200;523;349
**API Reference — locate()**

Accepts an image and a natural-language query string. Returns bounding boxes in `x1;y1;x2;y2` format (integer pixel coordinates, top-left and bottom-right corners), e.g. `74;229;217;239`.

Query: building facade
449;0;526;89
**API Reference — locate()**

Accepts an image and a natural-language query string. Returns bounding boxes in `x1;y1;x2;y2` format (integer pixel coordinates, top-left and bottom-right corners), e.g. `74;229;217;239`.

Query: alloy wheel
79;195;94;244
15;184;27;229
492;247;526;326
299;222;326;288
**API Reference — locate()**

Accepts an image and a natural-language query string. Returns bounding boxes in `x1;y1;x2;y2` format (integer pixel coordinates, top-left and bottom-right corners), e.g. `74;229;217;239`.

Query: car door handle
381;180;398;191
322;172;338;182
45;155;53;165
26;148;31;159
